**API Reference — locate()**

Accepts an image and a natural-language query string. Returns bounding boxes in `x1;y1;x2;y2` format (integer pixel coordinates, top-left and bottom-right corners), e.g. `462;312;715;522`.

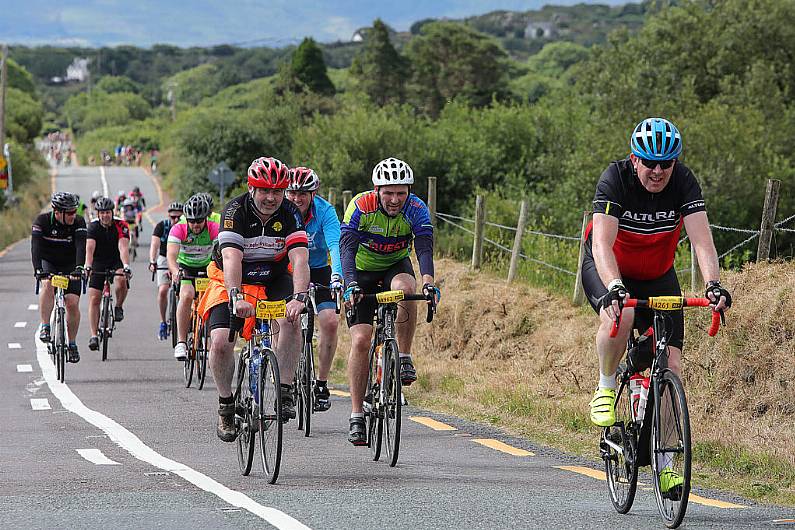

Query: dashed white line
77;448;121;466
30;398;51;410
28;304;39;310
33;335;310;529
100;165;109;197
8;343;21;349
17;364;33;373
14;321;27;328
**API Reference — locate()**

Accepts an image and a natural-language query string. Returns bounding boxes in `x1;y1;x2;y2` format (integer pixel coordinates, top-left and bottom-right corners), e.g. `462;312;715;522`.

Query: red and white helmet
247;157;289;189
287;166;320;192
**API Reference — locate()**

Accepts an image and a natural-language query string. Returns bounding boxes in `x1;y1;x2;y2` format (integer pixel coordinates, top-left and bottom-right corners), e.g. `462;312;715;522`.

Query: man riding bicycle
149;201;184;340
583;118;731;493
285;166;343;412
129;186;146;227
167;194;219;361
31;192;87;363
84;197;132;352
198;157;310;442
340;157;439;446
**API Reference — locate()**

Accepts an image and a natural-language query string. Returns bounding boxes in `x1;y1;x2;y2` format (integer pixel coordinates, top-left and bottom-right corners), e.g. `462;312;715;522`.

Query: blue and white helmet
630;118;682;161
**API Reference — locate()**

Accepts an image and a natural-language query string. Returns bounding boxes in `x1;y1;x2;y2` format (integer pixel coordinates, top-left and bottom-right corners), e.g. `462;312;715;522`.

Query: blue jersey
305;196;343;277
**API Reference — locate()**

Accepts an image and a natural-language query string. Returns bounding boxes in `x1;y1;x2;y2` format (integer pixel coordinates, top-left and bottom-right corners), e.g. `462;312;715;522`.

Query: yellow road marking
556;465;605;480
329;389;350;397
409;416;457;431
772;519;795;525
689;494;746;509
143;167;164;226
473;439;534;456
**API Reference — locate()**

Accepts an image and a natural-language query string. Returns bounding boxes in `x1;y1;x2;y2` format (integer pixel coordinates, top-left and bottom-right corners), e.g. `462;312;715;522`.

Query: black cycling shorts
311;266;335;311
346;257;415;327
206;273;294;333
581;233;684;349
88;261;124;291
42;260;81;296
179;264;207;287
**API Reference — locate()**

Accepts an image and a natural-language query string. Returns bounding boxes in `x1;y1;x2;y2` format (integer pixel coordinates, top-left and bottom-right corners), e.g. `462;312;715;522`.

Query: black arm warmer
339;229;361;285
414;233;434;278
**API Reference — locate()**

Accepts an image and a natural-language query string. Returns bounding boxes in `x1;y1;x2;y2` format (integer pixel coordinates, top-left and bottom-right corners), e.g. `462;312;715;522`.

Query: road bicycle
229;295;286;484
182;271;209;389
35;272;83;383
600;296;722;529
92;269;130;362
355;289;436;467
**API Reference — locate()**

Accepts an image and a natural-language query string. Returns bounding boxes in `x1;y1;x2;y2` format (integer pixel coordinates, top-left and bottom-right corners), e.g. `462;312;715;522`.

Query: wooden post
507;199;529;283
572;211;591;305
327;187;337;210
757;178;781;261
690;241;702;293
471;194;485;270
342;190;352;213
0;44;7;149
427;176;437;226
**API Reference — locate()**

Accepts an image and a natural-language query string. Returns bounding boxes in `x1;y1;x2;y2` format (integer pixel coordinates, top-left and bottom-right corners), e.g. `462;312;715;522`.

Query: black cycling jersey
217;192;308;285
87;218;130;264
585;157;706;280
152;219;173;258
31;211;87;270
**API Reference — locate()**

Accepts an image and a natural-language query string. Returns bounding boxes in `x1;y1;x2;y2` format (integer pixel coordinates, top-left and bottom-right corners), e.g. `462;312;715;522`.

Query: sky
0;0;628;48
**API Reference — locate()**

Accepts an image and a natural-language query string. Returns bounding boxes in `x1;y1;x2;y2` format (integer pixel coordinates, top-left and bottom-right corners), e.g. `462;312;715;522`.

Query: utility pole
0;44;8;149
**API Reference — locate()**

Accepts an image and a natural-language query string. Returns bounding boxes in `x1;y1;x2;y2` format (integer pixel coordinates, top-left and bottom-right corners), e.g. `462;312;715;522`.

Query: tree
95;75;141;94
281;38;335;96
7;59;37;97
350;19;409;106
405;22;510;117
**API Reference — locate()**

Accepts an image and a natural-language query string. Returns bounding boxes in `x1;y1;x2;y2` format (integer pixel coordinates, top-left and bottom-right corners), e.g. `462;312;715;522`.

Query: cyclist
340;157;439;445
197;157;309;442
75;194;88;222
198;192;221;224
583;117;731;493
129;186;146;227
31;192;87;363
149;201;184;340
120;198;139;248
84;197;132;351
115;190;127;211
89;190;102;220
285;166;343;411
167;194;219;361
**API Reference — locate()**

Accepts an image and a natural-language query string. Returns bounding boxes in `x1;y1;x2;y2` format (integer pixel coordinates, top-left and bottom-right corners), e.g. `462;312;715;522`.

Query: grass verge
0;174;51;250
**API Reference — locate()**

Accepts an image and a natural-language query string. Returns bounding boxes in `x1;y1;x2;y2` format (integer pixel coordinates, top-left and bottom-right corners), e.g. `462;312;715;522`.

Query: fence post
507;199;528;283
471;194;485;270
342;190;352;214
427;176;437;226
572;211;591;305
756;178;781;261
690;241;702;293
327;187;337;210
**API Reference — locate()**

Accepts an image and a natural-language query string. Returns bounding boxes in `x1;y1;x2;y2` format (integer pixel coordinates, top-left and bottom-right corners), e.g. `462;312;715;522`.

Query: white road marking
15;321;27;328
77;448;121;466
33;335;310;530
28;304;39;310
17;364;33;373
30;398;51;410
8;343;21;349
100;165;109;197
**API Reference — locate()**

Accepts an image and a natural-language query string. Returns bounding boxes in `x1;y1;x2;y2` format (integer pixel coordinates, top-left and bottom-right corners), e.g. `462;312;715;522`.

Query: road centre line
473;438;535;456
15;321;27;328
143;164;164;225
28;304;38;310
17;364;33;373
8;343;21;349
77;448;121;465
410;416;457;431
555;465;746;509
100;165;109;197
30;398;51;410
33;335;311;530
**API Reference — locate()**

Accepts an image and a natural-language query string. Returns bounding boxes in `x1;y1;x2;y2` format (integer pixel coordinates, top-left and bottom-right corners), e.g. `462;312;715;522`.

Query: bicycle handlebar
354;291;437;324
609;297;722;338
35;271;86;295
226;293;309;343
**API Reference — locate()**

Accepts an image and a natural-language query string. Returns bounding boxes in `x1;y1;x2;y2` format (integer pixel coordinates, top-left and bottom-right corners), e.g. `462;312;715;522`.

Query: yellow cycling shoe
659;467;684;496
589;387;616;427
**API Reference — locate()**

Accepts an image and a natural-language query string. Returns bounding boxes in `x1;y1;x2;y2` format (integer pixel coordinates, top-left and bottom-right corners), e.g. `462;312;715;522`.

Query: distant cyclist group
32;118;731;522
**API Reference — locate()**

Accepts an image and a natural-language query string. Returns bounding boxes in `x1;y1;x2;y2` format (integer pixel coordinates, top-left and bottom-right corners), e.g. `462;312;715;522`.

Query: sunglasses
187;219;206;225
169;214;182;220
640;158;675;170
62;210;78;216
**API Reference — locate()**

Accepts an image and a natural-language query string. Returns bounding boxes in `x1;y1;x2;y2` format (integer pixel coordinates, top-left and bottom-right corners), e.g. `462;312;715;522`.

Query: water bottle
637;376;651;421
629;373;644;421
250;346;262;405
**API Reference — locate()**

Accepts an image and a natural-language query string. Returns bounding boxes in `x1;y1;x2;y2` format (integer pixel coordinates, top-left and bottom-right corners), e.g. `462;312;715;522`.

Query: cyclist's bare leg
209;327;235;397
64;293;81;342
157;284;169;321
39;281;54;326
176;284;195;343
392;273;417;354
316;309;339;380
348;323;373;414
114;269;129;307
275;317;301;385
596;307;635;382
88;288;102;335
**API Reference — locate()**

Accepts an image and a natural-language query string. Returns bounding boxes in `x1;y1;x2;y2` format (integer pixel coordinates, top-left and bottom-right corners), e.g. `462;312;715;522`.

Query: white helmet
372;157;414;186
91;190;101;200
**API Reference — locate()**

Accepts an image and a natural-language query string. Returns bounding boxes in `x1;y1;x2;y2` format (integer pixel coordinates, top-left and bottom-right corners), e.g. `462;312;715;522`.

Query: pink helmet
287;166;320;192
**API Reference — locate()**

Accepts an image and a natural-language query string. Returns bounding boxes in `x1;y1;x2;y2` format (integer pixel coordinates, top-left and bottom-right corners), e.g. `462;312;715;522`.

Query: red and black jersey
585;158;706;280
87;218;130;264
217;192;308;285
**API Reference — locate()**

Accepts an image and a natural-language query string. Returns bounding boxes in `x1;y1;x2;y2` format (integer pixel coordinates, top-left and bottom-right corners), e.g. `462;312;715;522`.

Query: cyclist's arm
118;222;131;268
683;211;720;284
320;203;343;277
220;247;243;292
149;223;162;262
75;221;88;267
166;242;180;277
339;228;360;285
288;246;310;294
85;239;96;269
31;218;44;271
592;213;622;287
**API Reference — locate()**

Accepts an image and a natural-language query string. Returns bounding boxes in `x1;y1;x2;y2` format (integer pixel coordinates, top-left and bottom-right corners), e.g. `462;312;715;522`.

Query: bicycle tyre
297;323;313;437
235;350;255;476
101;295;111;361
197;322;208;390
383;339;402;467
651;370;691;529
258;349;283;484
169;287;178;349
56;307;66;383
184;329;195;388
603;376;639;514
368;344;383;462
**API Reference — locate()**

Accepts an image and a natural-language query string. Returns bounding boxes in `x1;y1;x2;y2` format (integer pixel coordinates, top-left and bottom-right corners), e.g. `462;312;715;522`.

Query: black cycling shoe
67;344;80;363
88;336;99;351
217;402;238;442
348;417;367;446
39;325;51;343
280;387;296;423
313;383;331;412
400;355;417;386
114;306;124;322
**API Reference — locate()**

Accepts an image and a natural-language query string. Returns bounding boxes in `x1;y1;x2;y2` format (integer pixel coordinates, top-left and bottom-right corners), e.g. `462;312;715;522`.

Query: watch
294;293;308;304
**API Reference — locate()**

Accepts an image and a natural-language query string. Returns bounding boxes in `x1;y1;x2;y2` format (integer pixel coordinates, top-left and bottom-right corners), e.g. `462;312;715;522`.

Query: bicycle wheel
297;324;313;436
101;296;111;361
55;308;66;383
651;370;691;528
197;322;209;390
169;287;178;349
184;328;195;388
383;339;402;467
258;349;283;484
367;344;383;461
235;350;255;476
602;376;639;514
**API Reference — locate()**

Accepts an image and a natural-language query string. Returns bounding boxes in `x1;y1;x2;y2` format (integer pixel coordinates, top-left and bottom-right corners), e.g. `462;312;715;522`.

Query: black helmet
51;192;79;211
95;197;115;211
167;201;184;213
198;192;214;209
132;186;141;193
183;194;210;221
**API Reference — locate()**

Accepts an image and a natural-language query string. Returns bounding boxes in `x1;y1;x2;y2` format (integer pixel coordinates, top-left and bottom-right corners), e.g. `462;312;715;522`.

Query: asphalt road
1;164;793;529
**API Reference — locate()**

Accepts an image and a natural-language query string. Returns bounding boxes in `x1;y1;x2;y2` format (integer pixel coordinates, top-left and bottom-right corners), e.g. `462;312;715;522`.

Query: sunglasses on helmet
640;158;675;170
